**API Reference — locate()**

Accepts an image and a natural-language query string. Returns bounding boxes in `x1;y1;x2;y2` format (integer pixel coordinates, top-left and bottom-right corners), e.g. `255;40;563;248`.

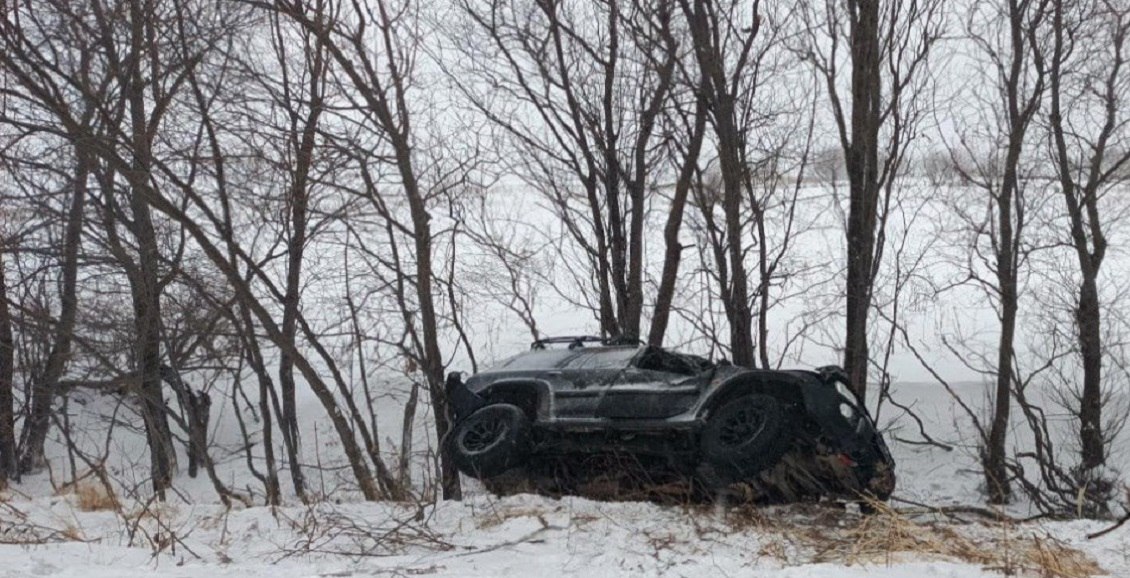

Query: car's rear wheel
447;403;531;479
700;394;792;482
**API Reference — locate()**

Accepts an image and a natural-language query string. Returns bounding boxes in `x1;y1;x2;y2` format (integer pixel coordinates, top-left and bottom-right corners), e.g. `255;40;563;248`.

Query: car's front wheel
700;394;792;482
447;403;531;479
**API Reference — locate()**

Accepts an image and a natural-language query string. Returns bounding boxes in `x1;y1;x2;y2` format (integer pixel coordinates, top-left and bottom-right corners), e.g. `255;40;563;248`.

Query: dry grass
794;501;1105;578
474;504;551;529
1018;535;1105;578
58;481;120;512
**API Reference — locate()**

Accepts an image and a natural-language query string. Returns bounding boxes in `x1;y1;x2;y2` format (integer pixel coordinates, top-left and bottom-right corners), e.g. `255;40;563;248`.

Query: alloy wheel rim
461;417;509;454
718;407;766;447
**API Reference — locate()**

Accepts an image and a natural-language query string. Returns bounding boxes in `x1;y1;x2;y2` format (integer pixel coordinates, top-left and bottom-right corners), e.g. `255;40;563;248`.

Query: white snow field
1;379;1128;578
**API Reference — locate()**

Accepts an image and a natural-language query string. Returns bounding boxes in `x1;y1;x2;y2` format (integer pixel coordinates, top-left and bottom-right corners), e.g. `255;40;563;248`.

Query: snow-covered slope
1;493;1126;578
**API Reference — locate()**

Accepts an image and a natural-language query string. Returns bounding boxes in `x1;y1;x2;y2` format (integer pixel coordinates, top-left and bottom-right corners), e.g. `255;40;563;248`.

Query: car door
550;348;636;418
594;347;706;419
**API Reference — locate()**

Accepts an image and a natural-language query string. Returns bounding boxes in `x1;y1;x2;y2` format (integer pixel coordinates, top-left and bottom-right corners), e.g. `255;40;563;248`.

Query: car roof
484;345;641;372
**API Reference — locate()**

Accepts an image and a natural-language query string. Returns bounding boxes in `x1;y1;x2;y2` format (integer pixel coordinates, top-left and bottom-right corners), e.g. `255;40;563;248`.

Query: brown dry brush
707;500;1103;577
480;447;877;507
811;502;1104;578
0;501;89;545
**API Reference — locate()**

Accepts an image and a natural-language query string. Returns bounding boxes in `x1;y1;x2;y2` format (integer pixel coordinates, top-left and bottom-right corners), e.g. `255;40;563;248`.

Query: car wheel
700;394;792;481
447;403;531;479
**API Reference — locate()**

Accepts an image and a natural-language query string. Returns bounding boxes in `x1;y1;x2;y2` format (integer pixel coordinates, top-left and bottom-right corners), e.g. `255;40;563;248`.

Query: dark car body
446;337;895;500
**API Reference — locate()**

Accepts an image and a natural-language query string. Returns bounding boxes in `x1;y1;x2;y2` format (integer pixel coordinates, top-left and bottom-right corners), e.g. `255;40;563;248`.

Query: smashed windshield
636;346;713;376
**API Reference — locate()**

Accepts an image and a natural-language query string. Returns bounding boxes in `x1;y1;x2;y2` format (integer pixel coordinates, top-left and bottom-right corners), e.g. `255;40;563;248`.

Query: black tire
447;403;531;479
700;394;792;481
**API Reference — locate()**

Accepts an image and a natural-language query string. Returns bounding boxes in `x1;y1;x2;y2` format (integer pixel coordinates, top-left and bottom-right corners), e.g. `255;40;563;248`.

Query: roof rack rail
530;335;604;350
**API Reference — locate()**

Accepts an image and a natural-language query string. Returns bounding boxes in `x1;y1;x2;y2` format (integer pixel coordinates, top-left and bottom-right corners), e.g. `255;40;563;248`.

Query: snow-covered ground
2;380;1128;578
2;493;1126;578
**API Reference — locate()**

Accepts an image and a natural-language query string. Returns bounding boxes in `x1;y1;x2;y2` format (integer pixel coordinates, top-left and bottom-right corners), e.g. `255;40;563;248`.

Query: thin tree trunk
233;290;285;504
718;99;755;368
756;212;771;370
982;0;1045;504
843;0;883;403
0;249;16;484
1046;0;1112;473
603;4;630;339
278;137;312;502
128;193;177;496
125;0;176;496
648;97;707;346
678;0;759;367
1078;273;1104;470
986;139;1022;503
18;153;88;473
401;159;459;499
253;350;282;505
986;270;1016;503
275;13;326;498
398;380;419;490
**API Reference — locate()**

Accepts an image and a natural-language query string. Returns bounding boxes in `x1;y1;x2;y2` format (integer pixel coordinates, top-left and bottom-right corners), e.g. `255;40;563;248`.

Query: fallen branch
0;502;92;544
453;520;566;557
890;495;1049;524
1086;508;1130;540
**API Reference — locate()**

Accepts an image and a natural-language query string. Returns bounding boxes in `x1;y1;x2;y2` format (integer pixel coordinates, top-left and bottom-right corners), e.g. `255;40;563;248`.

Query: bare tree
649;92;708;347
798;0;945;400
676;0;762;366
672;0;818;368
1045;0;1130;473
449;0;681;341
260;0;335;502
0;0;183;491
0;247;15;485
0;1;108;473
267;0;472;499
108;0;184;495
15;141;91;475
944;0;1051;504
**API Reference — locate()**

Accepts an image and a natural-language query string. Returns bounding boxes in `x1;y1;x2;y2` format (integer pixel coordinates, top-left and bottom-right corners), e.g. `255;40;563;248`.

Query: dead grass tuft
59;481;120;512
1015;535;1104;578
802;501;1104;578
475;504;551;529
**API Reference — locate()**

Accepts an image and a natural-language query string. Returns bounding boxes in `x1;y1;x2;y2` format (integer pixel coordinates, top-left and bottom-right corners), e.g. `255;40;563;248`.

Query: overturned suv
444;336;895;502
